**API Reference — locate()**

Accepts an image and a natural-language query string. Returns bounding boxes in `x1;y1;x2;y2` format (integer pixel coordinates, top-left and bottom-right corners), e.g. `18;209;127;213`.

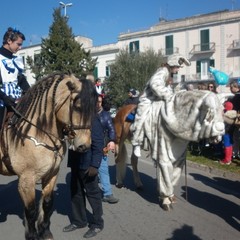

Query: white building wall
18;9;240;87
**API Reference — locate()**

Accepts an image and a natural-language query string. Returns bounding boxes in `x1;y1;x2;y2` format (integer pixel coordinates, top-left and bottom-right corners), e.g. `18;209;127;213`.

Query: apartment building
19;9;240;87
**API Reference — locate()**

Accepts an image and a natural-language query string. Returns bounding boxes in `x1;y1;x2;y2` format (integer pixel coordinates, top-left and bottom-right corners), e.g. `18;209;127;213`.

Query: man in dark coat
63;115;104;239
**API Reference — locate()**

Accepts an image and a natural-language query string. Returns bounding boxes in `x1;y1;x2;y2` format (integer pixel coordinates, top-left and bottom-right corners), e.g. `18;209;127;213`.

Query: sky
0;0;239;47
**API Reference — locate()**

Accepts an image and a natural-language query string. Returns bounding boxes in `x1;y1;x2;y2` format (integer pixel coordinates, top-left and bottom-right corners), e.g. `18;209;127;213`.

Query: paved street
0;146;239;240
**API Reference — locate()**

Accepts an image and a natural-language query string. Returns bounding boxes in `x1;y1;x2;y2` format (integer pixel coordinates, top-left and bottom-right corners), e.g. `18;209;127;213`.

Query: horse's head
161;90;225;143
15;74;97;152
196;91;225;143
55;75;97;152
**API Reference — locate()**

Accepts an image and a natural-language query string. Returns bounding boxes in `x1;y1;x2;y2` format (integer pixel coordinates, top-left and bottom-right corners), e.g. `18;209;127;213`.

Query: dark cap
129;88;136;95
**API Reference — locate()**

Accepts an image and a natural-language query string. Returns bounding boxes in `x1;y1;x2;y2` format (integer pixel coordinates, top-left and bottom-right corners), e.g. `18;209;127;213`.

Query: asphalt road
0;147;239;240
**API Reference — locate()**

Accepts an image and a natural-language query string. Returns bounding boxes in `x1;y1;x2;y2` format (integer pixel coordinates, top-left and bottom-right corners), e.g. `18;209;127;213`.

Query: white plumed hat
167;54;191;67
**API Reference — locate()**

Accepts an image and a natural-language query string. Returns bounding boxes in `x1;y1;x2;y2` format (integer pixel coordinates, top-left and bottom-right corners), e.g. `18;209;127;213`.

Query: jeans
98;156;112;196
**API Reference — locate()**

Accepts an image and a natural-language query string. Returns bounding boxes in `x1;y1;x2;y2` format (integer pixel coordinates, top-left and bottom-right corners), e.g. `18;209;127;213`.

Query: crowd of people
0;26;239;238
187;79;240;165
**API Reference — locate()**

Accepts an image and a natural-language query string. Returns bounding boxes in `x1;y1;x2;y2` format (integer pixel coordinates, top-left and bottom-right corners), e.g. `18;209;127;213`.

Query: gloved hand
85;166;98;177
3;95;16;108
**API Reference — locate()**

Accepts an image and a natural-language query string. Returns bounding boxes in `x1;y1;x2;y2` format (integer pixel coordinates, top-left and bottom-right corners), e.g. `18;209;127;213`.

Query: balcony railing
228;39;240;50
160;47;179;56
190;42;216;54
184;73;214;81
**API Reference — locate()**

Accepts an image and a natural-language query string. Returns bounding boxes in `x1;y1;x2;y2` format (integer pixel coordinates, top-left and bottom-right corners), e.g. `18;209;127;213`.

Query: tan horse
0;74;97;240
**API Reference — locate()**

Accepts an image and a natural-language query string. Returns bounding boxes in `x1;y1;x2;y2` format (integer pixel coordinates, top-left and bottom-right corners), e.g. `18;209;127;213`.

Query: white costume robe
131;66;173;146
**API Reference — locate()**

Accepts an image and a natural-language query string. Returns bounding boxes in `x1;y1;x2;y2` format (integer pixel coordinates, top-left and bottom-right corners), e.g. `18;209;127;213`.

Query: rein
9;91;90;152
11;106;65;143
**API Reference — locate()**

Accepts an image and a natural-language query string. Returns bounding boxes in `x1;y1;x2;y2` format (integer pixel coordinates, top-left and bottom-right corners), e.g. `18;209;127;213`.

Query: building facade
19;9;240;87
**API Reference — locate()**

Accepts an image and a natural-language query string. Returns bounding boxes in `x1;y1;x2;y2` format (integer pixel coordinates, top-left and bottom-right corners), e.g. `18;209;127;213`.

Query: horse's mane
77;78;98;124
10;73;97;141
17;73;64;131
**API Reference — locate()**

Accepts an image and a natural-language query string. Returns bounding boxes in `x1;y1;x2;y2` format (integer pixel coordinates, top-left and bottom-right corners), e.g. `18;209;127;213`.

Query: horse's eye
74;98;81;109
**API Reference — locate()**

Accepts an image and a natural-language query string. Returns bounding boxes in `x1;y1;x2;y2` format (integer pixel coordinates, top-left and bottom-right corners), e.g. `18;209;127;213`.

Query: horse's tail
114;104;137;144
115;141;128;164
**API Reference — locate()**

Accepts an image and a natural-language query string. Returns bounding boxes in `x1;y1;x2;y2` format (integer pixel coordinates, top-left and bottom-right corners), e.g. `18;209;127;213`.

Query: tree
27;8;97;80
104;49;164;108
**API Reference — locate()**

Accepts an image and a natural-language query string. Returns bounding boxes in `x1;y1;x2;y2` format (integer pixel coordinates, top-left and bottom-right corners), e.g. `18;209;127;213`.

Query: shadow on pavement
0;179;23;222
181;186;240;232
108;164;159;205
166;224;203;240
189;173;240;198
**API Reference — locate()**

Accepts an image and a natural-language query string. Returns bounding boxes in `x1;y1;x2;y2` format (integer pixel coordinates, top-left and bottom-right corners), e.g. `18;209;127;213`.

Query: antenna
231;0;236;10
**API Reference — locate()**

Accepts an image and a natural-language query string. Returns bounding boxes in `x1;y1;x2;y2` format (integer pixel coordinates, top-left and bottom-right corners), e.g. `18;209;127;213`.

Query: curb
125;143;240;181
187;160;240;181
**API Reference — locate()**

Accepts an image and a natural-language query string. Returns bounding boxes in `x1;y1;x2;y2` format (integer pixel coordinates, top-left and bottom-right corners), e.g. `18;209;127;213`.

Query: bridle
9;90;91;152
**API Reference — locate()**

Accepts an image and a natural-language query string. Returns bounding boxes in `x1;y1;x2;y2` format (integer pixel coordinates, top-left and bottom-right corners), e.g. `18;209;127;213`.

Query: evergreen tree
27;8;96;81
104;49;164;108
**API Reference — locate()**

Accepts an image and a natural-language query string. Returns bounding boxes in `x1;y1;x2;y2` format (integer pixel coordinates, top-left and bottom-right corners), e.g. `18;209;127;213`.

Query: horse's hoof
162;203;173;211
169;195;177;204
115;183;125;188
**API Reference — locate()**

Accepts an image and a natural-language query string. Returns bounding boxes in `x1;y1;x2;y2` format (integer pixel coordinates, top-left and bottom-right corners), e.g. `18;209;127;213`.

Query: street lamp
59;1;73;18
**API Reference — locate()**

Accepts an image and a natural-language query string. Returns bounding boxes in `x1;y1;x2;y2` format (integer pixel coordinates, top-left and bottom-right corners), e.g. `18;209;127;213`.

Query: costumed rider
131;53;191;157
124;88;140;122
0;27;30;128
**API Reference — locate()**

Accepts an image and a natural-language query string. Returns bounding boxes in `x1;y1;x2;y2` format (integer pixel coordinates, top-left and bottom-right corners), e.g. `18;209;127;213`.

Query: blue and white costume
0;54;24;106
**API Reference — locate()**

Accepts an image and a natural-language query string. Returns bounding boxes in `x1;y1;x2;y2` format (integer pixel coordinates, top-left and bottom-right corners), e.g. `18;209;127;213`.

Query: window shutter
93;67;98;79
201;29;210;51
210;59;215;67
166;35;173;55
129;42;133;53
196;60;201;73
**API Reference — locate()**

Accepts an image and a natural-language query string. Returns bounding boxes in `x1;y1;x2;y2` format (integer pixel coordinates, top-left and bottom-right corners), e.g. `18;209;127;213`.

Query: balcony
160;47;179;56
228;39;240;50
184;73;214;82
190;42;216;55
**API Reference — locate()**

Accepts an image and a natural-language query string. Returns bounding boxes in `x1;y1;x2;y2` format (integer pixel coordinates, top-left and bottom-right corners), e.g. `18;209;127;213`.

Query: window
34;53;41;65
93;67;98;79
129;41;139;53
20;55;25;66
106;65;110;77
200;29;210;51
165;35;173;55
196;59;215;80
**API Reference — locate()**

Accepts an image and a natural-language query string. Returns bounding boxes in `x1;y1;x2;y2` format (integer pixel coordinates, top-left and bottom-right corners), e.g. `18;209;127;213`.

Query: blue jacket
68;115;104;170
98;109;116;146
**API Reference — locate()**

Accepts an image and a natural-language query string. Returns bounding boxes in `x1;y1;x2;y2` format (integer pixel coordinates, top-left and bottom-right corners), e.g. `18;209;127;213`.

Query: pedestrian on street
97;94;119;203
63;80;104;239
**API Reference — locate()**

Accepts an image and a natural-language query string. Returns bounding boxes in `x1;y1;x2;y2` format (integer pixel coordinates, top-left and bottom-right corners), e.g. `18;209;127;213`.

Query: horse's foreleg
37;175;57;240
18;175;39;240
115;143;127;188
130;150;143;189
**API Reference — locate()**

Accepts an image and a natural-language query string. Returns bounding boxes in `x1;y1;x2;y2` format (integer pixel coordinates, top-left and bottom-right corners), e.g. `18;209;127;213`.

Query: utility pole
59;1;73;18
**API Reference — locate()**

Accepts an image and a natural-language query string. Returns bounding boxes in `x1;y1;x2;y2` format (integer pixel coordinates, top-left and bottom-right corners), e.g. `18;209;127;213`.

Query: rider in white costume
131;54;191;157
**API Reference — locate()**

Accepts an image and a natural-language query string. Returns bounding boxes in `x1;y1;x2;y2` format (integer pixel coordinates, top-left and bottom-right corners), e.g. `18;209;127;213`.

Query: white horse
114;90;229;210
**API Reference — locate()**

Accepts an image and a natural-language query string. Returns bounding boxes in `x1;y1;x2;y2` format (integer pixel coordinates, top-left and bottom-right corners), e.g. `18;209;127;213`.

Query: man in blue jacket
97;95;118;203
63;115;104;239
